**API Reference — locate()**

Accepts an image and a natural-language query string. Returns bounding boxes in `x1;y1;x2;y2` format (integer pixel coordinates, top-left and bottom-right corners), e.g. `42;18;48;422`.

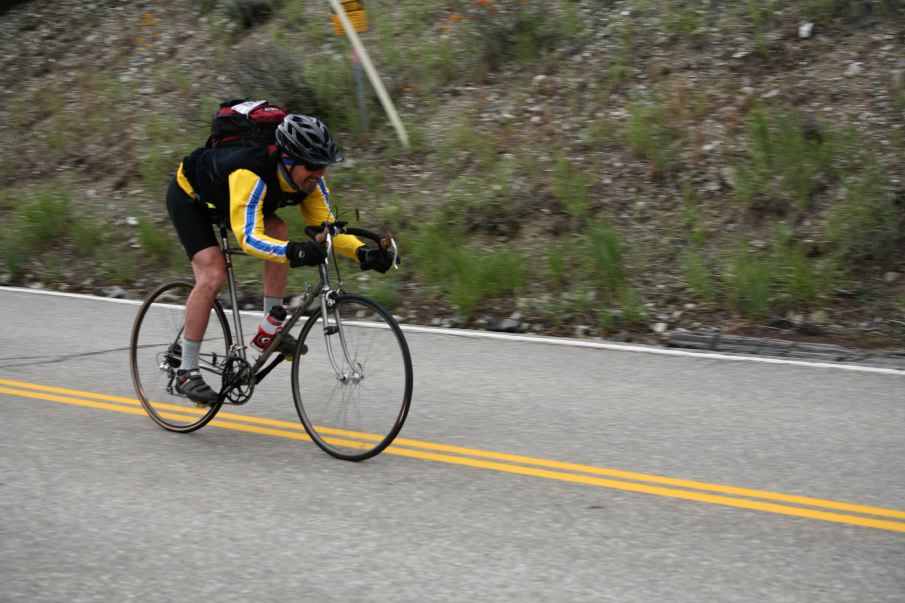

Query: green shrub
1;192;71;277
448;249;529;319
138;218;175;265
358;276;402;311
584;222;627;295
627;101;680;176
724;249;773;318
410;218;528;319
680;249;716;301
552;152;591;218
736;106;836;212
826;173;903;263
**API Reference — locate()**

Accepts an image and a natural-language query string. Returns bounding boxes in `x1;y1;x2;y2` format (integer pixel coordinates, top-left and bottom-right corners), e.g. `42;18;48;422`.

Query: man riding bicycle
166;114;394;404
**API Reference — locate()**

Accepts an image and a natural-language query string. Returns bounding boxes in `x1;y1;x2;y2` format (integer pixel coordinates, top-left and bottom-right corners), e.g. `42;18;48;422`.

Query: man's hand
357;246;397;274
286;241;327;267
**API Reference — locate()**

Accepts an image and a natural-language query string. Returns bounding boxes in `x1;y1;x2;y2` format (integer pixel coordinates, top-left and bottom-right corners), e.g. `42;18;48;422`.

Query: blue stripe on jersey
317;179;334;216
244;178;287;258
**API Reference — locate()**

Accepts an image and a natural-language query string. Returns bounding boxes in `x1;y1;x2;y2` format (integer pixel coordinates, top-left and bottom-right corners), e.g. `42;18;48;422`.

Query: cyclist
165;114;395;404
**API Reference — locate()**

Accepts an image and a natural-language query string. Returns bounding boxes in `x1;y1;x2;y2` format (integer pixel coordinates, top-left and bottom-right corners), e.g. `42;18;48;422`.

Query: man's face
289;163;327;193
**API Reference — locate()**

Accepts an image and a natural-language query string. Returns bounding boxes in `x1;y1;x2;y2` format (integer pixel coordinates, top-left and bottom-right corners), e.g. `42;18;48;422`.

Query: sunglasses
282;156;327;173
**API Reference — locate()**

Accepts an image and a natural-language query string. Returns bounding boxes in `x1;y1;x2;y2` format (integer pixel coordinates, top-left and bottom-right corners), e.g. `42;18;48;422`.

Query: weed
662;4;706;44
547;247;567;287
357;274;402;311
724;247;773;318
552;152;591;218
681;184;707;247
1;191;71;277
680;248;716;301
410;217;528;319
617;286;649;324
98;253;140;284
627;101;680;177
140;115;185;194
826;171;903;263
447;248;528;319
584;222;627;296
467;1;573;76
138;218;175;265
736;106;837;213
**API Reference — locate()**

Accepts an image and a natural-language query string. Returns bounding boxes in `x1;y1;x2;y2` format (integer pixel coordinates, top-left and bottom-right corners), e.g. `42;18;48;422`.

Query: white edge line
4;286;904;376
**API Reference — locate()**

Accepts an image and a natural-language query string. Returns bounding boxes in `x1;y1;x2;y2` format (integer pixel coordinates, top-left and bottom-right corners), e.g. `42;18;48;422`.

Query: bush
1;191;71;277
724;248;773;318
735;106;836;213
410;218;528;319
584;222;627;295
826;173;904;263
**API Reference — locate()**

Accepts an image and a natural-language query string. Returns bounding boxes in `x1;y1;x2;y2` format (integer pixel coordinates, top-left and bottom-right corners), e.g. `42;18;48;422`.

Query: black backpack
205;99;288;148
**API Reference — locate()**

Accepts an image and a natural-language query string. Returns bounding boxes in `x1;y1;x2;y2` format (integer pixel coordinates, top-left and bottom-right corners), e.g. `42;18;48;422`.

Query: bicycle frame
216;222;344;387
131;217;411;458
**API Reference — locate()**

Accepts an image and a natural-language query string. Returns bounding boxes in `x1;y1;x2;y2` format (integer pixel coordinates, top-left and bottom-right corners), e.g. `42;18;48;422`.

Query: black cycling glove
357;246;397;274
286;241;327;267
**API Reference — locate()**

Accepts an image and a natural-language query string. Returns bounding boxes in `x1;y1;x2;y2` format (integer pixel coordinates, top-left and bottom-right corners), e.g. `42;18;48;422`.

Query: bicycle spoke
291;294;412;461
130;280;231;432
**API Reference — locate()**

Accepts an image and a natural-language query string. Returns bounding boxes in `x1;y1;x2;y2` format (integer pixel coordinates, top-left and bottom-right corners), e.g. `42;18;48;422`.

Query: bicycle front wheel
130;279;232;432
291;293;413;461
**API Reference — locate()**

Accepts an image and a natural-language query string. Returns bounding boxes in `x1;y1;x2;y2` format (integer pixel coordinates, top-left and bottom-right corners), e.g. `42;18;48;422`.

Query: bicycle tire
130;279;232;432
291;293;413;461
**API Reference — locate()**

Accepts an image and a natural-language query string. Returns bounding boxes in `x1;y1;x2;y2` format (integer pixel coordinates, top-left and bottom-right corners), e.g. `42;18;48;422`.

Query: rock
796;322;826;336
883;271;901;284
844;62;862;77
768;316;795;329
652;322;668;334
667;330;717;350
719;167;737;188
103;286;129;299
497;318;522;333
575;325;592;338
798;23;814;38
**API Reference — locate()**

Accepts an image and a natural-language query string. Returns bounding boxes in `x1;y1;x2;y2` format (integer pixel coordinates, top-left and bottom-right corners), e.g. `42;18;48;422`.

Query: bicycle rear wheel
291;293;413;461
130;279;232;432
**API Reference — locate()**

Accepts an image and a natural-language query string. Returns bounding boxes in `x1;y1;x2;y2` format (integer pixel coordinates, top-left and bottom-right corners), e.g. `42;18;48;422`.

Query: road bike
129;218;412;461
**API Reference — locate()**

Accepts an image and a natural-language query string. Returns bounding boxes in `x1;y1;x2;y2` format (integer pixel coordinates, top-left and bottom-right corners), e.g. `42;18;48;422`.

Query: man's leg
260;214;300;358
262;214;289;302
184;246;228;341
173;245;226;404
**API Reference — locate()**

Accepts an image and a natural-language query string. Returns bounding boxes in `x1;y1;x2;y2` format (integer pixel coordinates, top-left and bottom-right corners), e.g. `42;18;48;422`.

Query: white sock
181;338;202;371
264;296;283;316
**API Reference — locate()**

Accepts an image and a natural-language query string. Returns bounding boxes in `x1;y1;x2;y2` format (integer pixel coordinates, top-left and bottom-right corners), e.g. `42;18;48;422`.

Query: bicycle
129;217;413;461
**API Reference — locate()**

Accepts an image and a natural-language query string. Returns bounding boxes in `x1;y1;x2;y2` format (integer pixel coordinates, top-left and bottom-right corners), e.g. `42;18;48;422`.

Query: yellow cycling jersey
178;146;363;264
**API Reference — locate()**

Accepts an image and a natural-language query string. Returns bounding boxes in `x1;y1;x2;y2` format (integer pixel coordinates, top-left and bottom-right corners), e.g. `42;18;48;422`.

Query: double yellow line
3;376;905;534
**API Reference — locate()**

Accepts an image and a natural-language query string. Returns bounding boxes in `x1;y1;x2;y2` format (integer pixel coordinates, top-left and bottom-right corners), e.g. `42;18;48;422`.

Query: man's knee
264;214;288;239
192;247;227;293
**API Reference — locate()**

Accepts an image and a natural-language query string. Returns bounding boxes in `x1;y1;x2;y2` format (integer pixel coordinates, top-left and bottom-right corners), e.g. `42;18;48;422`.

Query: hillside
1;0;903;352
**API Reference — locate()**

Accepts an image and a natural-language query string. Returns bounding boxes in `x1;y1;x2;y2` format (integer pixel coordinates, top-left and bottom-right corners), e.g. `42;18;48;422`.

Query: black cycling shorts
166;176;218;260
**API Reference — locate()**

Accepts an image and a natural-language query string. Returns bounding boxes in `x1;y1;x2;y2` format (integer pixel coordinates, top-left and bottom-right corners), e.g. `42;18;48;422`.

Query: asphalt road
1;287;903;602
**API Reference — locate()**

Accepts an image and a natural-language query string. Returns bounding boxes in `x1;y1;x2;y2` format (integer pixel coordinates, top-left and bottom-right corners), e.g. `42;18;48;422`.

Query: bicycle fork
319;291;363;384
